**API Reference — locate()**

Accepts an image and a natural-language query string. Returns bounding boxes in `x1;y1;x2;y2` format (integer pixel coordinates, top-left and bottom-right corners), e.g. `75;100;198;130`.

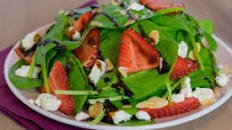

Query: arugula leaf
123;70;168;101
67;55;89;113
9;60;42;89
100;29;123;65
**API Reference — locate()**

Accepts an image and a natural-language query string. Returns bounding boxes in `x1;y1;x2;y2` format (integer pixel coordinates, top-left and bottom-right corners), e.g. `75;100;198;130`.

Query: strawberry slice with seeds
141;98;200;119
140;0;185;11
15;47;33;64
170;57;199;80
69;11;94;39
73;28;100;69
118;29;160;74
48;61;75;115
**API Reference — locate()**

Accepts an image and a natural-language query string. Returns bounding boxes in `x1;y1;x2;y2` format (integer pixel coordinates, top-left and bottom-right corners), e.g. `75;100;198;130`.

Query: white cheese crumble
72;31;81;40
75;112;90;121
15;65;41;78
172;93;185;103
216;73;230;87
88;60;106;85
128;2;145;11
35;94;61;111
21;31;39;51
112;110;132;124
178;41;188;58
180;77;193;98
135;111;151;121
193;87;215;105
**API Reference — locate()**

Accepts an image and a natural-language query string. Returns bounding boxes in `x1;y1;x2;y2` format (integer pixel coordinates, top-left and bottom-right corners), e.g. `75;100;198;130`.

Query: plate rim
3;24;232;130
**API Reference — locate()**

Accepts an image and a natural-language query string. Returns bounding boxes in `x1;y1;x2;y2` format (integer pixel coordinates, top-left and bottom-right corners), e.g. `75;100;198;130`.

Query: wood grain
0;0;231;130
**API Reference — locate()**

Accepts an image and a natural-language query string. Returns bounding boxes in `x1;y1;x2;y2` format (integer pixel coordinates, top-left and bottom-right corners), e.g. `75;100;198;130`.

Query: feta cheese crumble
72;31;81;40
15;65;41;78
193;87;216;105
21;31;39;51
35;94;61;111
75;112;90;121
135;111;151;121
128;2;145;11
172;93;185;103
216;73;230;87
178;41;188;58
89;60;106;85
180;77;193;98
112;110;132;124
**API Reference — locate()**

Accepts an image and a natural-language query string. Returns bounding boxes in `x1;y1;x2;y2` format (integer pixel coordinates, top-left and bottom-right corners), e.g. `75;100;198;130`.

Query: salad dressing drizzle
111;81;134;97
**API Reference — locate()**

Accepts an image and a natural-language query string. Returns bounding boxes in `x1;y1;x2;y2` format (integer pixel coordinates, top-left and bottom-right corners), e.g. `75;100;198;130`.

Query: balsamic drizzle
97;12;121;28
111;81;134;97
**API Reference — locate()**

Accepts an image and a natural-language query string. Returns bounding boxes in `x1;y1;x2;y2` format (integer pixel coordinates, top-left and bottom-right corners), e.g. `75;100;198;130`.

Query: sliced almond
188;51;196;60
201;98;216;106
201;37;209;48
136;96;168;109
88;103;104;118
105;58;114;71
119;67;128;78
196;42;201;52
149;30;160;45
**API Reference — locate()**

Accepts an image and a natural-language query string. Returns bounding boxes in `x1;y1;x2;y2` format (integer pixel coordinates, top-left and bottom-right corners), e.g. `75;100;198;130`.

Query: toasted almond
88;103;104;118
105;58;114;71
200;98;216;106
119;67;128;78
214;87;221;98
136;96;168;109
201;37;209;48
149;30;160;45
196;42;201;52
188;51;196;60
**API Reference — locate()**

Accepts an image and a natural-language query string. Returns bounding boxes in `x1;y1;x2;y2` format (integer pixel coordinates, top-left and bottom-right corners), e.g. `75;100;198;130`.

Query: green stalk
41;58;50;93
27;55;36;79
55;90;98;95
165;79;172;103
88;96;130;104
90;110;105;125
162;79;183;99
189;35;205;70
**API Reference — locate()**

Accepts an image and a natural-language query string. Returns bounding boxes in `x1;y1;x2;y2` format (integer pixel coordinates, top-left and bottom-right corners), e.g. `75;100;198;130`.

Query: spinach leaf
198;19;214;34
61;40;81;50
9;60;42;89
67;55;88;113
100;29;123;65
96;72;119;89
123;70;168;101
119;120;154;126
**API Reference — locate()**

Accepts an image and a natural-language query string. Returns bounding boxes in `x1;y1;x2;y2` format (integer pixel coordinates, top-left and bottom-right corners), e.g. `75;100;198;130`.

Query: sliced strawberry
141;98;200;119
69;11;94;39
73;28;100;69
170;57;199;80
140;0;185;11
118;29;160;73
15;47;33;64
48;61;75;115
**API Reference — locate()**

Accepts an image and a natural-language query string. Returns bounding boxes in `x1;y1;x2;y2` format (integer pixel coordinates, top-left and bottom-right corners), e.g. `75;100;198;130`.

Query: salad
8;0;231;126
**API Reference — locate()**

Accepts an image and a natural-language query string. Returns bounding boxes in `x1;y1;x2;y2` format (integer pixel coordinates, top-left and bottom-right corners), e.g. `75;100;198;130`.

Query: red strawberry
73;28;100;69
140;0;185;11
118;29;160;73
170;57;199;80
69;11;94;39
141;98;200;119
15;47;33;64
48;61;75;115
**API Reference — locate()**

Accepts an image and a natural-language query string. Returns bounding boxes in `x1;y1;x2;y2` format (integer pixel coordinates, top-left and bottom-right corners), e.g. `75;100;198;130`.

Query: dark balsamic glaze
118;2;135;20
97;12;121;28
158;58;170;74
19;44;37;56
122;99;130;105
111;81;134;97
102;100;118;124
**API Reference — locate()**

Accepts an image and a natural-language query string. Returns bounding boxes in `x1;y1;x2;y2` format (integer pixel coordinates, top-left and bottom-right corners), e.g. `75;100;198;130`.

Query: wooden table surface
0;0;231;130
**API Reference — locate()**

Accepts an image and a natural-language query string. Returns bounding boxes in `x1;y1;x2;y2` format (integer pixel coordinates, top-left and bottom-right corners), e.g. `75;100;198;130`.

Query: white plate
4;24;232;130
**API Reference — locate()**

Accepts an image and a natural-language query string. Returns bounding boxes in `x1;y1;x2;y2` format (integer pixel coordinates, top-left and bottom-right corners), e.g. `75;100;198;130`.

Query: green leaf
9;60;42;89
61;40;81;50
123;70;168;101
119;120;154;126
96;72;119;89
100;29;123;64
198;19;214;34
67;55;89;113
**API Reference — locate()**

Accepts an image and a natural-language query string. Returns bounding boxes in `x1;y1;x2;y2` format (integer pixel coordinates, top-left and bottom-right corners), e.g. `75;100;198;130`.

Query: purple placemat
0;1;97;129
